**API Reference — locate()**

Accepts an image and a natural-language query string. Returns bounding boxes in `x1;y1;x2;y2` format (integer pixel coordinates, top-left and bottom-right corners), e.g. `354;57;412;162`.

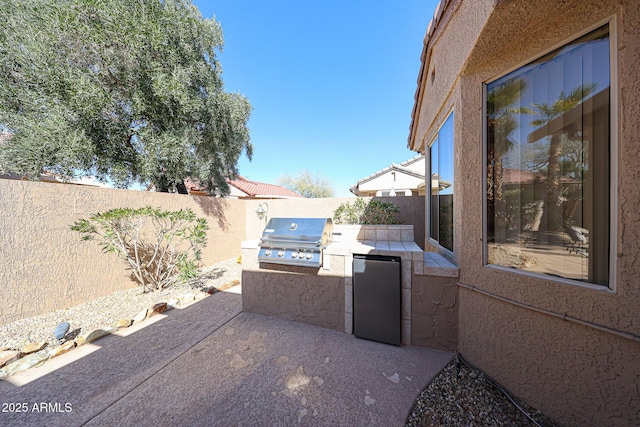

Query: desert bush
71;206;208;292
333;198;401;225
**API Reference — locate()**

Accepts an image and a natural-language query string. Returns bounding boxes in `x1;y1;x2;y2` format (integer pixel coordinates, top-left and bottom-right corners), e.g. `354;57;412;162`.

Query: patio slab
0;291;452;426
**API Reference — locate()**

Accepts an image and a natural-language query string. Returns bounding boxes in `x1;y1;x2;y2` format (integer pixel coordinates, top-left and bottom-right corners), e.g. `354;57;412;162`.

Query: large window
429;112;454;252
485;25;611;286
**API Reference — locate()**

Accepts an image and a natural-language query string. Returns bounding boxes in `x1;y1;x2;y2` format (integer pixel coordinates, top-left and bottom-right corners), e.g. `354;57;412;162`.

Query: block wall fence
0;180;245;325
0;179;425;325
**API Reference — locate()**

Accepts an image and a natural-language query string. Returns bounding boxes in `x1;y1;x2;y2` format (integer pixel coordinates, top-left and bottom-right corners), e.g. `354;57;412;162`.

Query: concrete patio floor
0;290;452;426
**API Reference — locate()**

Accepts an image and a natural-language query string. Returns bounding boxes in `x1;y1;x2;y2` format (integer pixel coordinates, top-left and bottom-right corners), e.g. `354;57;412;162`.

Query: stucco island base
242;234;459;351
241;261;346;332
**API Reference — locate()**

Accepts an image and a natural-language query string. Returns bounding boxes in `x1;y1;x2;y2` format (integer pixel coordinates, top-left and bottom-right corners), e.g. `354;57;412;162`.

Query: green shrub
333;198;401;225
71;206;208;292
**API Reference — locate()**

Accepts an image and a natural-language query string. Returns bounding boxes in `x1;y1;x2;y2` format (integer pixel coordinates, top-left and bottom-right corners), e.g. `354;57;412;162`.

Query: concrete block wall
0;179;246;325
1;181;426;328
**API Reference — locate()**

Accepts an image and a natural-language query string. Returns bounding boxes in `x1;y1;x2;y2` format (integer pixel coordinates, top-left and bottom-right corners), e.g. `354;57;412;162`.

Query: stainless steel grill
258;217;333;268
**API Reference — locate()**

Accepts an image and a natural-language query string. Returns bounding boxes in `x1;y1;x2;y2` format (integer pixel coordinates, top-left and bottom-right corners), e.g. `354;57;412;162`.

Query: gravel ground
0;258;242;351
406;356;560;427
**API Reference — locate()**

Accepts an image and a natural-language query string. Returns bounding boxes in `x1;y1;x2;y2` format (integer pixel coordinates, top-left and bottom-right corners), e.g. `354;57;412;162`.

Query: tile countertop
325;241;459;278
325;240;423;259
242;239;459;278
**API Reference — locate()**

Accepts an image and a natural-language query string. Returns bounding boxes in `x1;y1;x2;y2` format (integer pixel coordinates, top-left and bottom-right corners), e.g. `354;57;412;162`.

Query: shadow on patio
0;291;452;426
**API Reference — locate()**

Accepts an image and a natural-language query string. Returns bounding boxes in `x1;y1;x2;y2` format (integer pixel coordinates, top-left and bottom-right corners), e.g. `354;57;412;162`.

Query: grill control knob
278;250;285;257
264;249;271;256
292;251;298;258
305;253;313;260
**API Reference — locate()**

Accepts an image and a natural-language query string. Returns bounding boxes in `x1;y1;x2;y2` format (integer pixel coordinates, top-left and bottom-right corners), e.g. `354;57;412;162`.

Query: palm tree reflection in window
486;78;531;243
529;83;596;233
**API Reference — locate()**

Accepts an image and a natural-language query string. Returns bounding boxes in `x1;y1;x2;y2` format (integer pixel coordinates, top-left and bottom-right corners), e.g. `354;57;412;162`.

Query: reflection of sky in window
488;27;610;171
431;112;454;195
438;113;454;194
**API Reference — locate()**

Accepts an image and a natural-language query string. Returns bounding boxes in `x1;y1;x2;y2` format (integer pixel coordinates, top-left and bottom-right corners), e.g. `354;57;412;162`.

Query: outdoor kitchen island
241;223;459;351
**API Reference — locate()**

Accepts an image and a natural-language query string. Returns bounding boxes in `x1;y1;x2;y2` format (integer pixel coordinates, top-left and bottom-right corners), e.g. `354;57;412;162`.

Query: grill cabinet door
352;254;401;346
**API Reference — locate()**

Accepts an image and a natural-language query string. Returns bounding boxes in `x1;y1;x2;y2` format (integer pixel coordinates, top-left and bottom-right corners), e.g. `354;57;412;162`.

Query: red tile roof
228;176;304;198
183;176;304;199
502;168;539;185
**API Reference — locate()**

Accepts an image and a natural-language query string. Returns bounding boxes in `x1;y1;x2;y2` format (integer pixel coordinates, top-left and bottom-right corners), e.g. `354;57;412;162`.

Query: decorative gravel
0;258;242;351
406;356;560;427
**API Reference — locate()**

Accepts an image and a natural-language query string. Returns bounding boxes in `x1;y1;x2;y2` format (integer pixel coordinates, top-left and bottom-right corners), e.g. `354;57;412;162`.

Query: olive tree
0;0;251;194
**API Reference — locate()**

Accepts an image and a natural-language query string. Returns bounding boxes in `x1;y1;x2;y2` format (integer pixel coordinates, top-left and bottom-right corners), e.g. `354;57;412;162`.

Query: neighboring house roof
502;168;540;185
350;155;425;196
183;176;304;199
1;133;113;188
501;168;581;186
0;172;110;188
228;176;304;199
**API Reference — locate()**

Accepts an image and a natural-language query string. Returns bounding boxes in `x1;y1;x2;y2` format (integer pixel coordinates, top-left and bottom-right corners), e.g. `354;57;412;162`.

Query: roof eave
408;0;452;153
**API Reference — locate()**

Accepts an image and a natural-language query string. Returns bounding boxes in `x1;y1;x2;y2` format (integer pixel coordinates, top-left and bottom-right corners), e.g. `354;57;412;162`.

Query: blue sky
193;1;439;196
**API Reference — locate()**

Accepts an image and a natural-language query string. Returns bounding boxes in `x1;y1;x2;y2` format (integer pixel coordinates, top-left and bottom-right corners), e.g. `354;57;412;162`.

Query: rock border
0;282;240;380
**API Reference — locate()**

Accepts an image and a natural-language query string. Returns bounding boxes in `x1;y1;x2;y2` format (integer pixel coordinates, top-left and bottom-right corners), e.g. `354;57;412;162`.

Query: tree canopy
278;169;335;198
0;0;252;194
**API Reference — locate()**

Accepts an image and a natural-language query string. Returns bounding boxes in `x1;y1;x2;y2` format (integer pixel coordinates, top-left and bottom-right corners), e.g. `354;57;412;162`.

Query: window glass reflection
430;112;454;252
486;25;610;286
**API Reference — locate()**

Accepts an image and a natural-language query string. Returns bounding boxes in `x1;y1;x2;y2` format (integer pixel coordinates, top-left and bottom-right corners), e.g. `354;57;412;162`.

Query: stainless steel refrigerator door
353;254;401;346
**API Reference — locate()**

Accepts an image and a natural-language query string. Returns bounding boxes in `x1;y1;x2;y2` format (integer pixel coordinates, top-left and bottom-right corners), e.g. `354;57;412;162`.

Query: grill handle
260;238;322;246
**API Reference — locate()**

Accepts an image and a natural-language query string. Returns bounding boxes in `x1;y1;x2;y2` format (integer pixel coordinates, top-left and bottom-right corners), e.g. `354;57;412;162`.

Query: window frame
427;109;455;254
481;16;618;291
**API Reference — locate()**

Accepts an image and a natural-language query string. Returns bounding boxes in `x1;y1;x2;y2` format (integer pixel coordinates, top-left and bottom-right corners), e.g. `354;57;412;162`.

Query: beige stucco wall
410;274;457;352
0;179;246;325
1;185;426;327
241;259;346;332
411;0;495;153
459;287;640;427
411;0;640;425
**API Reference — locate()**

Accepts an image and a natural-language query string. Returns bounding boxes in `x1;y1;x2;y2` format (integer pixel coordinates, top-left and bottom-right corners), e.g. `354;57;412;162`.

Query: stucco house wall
356;171;423;196
409;1;640;425
351;156;426;197
0;179;246;325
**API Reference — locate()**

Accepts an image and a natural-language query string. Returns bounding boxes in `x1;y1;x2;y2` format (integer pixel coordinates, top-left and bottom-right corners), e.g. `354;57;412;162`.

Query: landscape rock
133;308;149;324
75;328;116;346
53;322;70;340
0;350;20;368
113;319;133;329
49;341;76;358
21;341;47;354
219;280;240;291
0;351;49;377
167;299;180;310
179;293;195;305
147;302;168;318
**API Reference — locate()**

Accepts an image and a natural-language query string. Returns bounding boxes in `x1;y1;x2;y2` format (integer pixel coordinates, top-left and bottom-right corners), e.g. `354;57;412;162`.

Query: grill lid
260;217;333;248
